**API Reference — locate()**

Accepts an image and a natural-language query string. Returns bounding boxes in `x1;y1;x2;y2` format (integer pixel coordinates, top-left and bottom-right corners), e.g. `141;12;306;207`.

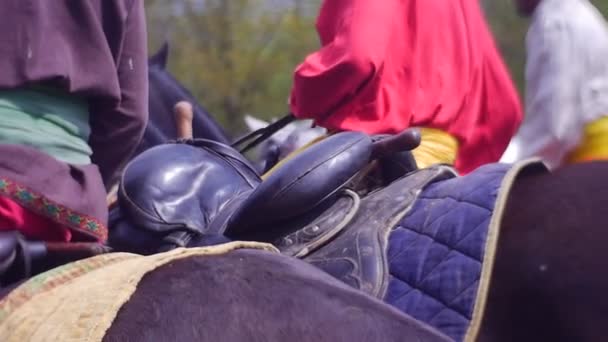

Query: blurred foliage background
145;0;608;134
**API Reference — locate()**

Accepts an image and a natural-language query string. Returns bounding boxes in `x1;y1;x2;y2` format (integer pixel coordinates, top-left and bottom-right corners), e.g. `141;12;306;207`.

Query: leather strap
231;113;296;153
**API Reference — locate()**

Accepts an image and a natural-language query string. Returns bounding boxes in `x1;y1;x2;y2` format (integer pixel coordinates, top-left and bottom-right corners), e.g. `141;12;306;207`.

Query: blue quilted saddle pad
385;163;511;341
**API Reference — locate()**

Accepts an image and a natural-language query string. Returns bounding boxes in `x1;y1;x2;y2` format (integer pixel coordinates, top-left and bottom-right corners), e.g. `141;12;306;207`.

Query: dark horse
3;162;608;341
87;98;608;342
105;161;608;342
104;249;451;342
3;48;608;342
144;44;302;172
139;43;231;155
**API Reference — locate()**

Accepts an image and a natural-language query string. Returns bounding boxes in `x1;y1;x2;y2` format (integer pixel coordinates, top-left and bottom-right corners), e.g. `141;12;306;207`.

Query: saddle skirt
300;166;456;298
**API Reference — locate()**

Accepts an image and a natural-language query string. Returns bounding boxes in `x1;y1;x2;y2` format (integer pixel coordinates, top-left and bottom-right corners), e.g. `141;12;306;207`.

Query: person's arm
513;18;582;169
89;0;149;188
289;0;400;119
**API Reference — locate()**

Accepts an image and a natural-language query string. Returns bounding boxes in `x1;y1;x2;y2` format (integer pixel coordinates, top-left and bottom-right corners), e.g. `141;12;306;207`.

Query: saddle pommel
372;128;421;158
174;101;194;140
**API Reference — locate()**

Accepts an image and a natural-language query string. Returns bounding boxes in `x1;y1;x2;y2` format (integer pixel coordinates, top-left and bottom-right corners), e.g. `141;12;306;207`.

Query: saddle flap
304;166;458;298
225;132;373;238
274;189;361;257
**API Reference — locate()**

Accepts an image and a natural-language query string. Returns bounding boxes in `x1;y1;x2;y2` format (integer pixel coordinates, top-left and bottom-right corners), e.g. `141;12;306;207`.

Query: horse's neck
147;67;231;145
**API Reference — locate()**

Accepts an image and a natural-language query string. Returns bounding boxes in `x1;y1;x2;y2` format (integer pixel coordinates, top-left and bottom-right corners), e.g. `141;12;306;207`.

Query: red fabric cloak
290;0;523;173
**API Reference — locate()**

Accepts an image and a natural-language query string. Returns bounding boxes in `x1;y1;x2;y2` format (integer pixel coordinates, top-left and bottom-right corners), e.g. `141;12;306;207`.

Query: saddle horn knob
174;101;194;140
371;128;421;158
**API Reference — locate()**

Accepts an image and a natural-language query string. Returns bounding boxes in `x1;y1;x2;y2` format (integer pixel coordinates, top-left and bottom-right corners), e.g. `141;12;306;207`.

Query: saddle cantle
116;139;259;250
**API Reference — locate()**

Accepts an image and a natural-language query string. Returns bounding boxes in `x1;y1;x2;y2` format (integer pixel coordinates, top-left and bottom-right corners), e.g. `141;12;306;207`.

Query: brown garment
0;0;149;229
0;0;149;187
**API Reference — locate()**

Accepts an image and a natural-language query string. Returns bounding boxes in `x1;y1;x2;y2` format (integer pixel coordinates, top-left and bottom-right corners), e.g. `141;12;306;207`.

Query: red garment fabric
290;0;523;174
0;196;72;242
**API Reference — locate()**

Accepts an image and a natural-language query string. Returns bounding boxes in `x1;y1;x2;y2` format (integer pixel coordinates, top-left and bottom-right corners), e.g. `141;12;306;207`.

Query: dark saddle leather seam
271;135;369;201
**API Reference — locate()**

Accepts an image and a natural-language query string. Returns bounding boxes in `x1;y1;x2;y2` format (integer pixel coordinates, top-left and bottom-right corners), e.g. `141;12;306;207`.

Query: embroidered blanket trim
0;177;106;241
0;241;278;342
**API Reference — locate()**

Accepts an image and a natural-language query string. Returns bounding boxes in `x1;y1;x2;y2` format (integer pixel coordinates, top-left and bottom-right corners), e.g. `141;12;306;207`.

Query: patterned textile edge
0;253;136;322
0;177;107;242
0;241;279;342
463;159;549;342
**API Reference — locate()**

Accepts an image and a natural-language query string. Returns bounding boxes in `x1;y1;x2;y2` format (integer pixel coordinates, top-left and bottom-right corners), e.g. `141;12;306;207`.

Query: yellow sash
567;116;608;163
411;128;459;168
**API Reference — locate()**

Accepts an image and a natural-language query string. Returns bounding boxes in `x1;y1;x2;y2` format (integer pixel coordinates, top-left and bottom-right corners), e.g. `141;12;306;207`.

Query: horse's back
478;161;608;341
105;249;450;342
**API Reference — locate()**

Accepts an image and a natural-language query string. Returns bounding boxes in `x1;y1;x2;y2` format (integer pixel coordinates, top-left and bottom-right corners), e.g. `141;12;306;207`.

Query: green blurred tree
145;0;608;134
145;0;321;134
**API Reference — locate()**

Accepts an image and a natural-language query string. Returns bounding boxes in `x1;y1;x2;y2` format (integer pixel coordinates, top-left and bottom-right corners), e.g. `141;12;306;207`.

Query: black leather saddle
109;129;453;298
112;132;377;249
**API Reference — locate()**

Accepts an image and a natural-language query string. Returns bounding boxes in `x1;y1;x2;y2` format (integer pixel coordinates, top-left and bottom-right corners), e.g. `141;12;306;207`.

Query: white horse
244;114;327;172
